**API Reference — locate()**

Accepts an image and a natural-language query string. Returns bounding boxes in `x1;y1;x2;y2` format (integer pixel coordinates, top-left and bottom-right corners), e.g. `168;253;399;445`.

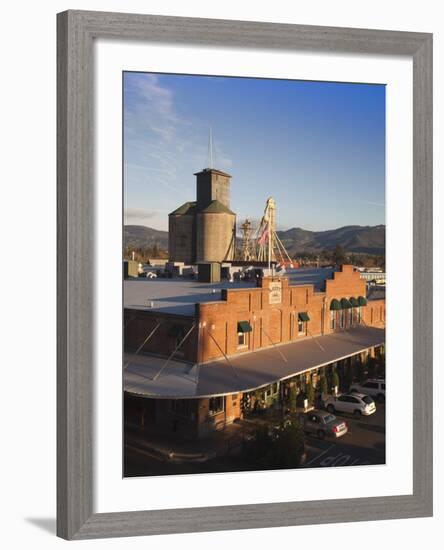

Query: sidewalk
125;420;254;463
125;406;316;464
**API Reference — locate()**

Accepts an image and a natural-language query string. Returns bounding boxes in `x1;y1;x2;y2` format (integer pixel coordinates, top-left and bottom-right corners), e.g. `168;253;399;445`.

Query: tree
377;346;386;378
273;421;305;467
245;420;305;469
332;244;346;266
345;363;354;390
332;369;340;393
286;385;298;412
320;375;328;396
349;253;358;266
356;357;365;383
319;249;332;263
367;356;377;378
306;380;315;405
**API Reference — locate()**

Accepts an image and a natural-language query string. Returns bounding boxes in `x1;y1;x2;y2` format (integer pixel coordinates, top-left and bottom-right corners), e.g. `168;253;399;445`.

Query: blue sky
124;72;385;232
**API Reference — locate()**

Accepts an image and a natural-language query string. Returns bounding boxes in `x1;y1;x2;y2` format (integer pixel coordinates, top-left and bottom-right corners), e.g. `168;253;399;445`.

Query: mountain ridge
124;224;385;255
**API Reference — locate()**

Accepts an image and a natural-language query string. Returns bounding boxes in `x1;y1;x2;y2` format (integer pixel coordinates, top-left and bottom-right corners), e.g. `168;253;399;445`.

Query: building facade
124;265;385;439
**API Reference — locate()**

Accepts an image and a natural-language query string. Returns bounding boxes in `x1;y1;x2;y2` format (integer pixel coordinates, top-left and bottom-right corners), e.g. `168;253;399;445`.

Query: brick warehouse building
124;265;385;439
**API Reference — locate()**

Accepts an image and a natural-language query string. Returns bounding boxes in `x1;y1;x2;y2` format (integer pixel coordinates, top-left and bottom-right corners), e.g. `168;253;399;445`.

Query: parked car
324;393;376;418
301;410;348;440
350;379;385;403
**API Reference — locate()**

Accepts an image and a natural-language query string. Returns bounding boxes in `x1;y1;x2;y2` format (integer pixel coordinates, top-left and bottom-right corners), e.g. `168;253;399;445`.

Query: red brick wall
197;265;384;362
123;266;385;365
362;299;386;327
196;394;242;436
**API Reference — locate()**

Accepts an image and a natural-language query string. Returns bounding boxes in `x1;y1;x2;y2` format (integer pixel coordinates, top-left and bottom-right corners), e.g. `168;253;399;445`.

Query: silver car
325;393;376;417
350;379;386;403
301;410;348;440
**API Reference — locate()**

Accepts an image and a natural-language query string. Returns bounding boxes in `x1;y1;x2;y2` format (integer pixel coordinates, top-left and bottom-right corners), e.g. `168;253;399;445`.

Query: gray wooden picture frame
57;10;433;540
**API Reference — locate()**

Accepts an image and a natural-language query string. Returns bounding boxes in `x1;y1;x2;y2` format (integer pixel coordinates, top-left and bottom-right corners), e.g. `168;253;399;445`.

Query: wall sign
269;280;282;304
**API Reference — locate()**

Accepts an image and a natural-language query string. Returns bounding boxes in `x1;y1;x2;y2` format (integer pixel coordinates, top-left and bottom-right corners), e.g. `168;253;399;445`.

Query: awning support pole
206;328;240;378
307;328;326;352
260;327;288;363
124;321;161;369
152;323;196;381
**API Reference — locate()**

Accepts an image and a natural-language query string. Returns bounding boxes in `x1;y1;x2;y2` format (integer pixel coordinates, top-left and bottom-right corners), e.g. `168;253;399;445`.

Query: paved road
303;404;385;468
125;404;385;476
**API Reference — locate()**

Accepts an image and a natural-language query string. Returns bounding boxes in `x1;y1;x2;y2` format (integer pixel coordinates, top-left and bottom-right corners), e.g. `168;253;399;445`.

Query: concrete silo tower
168;201;197;264
195;168;236;263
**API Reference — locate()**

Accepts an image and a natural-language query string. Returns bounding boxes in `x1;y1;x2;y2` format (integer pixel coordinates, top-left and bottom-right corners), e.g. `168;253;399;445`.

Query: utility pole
207;126;214;169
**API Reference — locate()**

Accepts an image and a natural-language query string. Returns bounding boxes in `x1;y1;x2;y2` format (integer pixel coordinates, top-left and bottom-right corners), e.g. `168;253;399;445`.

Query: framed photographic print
57;10;433;540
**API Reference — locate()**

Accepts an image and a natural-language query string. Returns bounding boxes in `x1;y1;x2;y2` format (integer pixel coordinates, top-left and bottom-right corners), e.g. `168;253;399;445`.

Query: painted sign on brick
269;280;282;304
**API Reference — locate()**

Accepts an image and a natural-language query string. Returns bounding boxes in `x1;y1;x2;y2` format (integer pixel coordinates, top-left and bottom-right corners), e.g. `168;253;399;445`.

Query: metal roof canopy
124;325;385;399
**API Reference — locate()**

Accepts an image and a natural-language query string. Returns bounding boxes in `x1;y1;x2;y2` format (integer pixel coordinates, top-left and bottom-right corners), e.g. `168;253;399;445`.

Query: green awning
238;321;252;333
358;296;367;306
340;298;352;309
330;299;341;311
350;297;359;307
298;312;310;322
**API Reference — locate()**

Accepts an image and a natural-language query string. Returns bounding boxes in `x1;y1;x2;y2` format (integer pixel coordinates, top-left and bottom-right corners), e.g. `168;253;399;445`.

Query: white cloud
125;73;184;145
124;72;234;202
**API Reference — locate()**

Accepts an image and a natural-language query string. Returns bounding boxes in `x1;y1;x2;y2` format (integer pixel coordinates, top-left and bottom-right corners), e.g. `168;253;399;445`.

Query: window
209;396;224;416
297;312;309;336
339;310;345;328
237;332;247;347
358;306;362;323
330;310;336;330
298;319;305;334
339;395;357;403
348;308;353;326
263;383;278;399
237;320;252;348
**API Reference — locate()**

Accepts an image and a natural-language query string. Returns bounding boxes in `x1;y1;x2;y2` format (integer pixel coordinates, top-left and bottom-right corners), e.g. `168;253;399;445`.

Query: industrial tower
255;197;294;269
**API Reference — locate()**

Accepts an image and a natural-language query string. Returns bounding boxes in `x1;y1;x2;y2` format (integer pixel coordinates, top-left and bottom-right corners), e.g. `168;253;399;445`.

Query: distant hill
124;224;385;255
124;225;168;249
277;225;385;255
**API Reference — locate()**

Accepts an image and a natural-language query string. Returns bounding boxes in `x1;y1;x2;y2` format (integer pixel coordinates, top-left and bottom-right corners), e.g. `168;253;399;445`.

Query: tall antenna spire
207;126;214;169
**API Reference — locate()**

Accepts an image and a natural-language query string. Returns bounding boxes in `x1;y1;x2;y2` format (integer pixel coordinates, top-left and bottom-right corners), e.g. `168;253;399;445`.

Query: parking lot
303;403;385;468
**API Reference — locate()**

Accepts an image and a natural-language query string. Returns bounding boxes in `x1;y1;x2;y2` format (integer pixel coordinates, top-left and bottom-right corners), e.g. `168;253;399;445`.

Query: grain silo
168;167;236;264
168;201;196;264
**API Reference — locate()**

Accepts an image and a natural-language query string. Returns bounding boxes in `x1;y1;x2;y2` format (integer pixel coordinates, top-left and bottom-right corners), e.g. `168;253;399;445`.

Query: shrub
332;369;340;392
287;386;298;412
367;357;377;378
320;375;328;396
245;420;305;468
306;381;315;404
